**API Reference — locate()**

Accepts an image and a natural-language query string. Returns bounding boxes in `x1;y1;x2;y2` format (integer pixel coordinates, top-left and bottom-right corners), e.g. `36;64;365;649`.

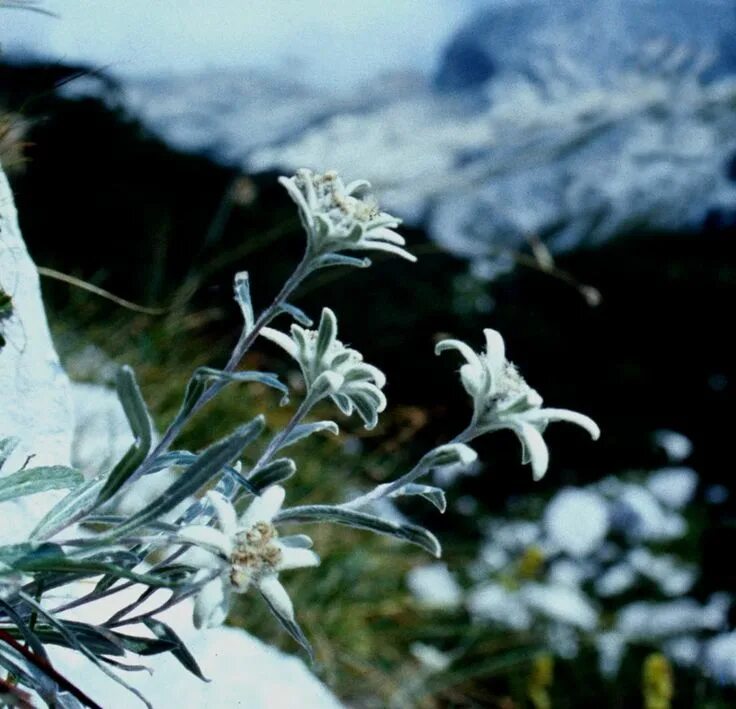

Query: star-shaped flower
177;486;319;629
279;168;416;262
262;307;387;429
437;329;599;480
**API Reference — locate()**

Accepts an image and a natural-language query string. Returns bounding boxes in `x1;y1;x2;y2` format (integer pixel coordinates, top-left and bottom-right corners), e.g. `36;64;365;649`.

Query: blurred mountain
434;0;736;91
60;0;736;266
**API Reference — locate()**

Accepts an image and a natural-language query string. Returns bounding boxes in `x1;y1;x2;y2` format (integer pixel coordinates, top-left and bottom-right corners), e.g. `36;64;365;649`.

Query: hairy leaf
0;466;83;503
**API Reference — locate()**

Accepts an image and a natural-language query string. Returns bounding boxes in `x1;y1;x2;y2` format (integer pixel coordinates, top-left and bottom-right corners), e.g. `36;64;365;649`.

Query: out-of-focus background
2;1;736;706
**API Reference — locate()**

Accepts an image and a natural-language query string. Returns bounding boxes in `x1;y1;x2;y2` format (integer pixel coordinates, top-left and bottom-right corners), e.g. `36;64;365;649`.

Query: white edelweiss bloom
262;307;387;429
279;168;416;262
177;487;319;630
436;328;599;480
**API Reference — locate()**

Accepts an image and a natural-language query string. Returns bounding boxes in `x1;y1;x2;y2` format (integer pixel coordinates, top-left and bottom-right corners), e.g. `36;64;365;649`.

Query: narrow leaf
278;421;339;451
278;302;313;327
259;590;313;663
94;366;154;506
107;417;265;540
392;483;447;513
276;505;441;557
248;458;296;491
0;436;19;471
0;466;83;503
233;271;254;333
142;618;210;682
31;477;105;541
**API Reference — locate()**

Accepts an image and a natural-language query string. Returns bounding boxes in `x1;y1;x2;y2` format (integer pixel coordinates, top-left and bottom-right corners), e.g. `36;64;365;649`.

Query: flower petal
532;408;601;440
206;490;237;536
482;329;506;377
239;485;286;527
278;176;313;228
512;421;550;481
315;308;338;362
276;546;320;571
359;240;417;262
258;574;295;622
260;327;298;360
193;577;232;629
178;525;233;558
435;338;483;371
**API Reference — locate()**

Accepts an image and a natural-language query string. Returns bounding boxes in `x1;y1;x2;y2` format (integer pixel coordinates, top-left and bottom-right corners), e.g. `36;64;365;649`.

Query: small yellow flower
643;653;673;709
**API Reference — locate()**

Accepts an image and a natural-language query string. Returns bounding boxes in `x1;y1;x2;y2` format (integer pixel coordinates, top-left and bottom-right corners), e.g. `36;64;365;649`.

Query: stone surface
0;160;74;543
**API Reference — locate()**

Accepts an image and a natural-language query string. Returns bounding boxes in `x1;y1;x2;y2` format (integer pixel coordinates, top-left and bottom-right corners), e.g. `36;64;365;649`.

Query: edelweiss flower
437;329;599;480
262;307;387;429
178;486;319;629
279;168;416;262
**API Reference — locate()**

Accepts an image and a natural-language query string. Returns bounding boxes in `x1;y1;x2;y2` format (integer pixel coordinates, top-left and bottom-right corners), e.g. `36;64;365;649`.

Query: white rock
406;562;462;610
646;467;698;509
0;162;74;543
544;487;609;557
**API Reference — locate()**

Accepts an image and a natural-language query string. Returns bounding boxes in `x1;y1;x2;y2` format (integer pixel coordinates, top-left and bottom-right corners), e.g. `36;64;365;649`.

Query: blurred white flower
262;307;386;428
437;328;599;479
406;562;463;610
178;487;319;629
653;430;693;463
703;632;736;685
646;467;697;510
544;488;609;557
279;168;416;262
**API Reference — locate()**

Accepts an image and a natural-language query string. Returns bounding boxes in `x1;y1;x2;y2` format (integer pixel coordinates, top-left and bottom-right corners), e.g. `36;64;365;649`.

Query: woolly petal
240;485;286;527
532;408;601;440
368;226;406;246
315;308;338;362
435;338;483;371
359;239;417;262
279;534;314;549
193;577;232;629
278;176;313;228
482;329;507;378
177;525;233;558
260;327;298;361
312;371;345;398
206;490;238;536
258;575;295;622
512;421;550;481
344;179;371;195
276;546;321;571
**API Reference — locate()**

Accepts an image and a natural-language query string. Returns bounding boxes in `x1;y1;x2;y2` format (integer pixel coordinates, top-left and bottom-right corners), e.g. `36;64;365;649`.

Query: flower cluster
178;487;319;629
279;168;416;262
262;307;387;429
437;328;599;480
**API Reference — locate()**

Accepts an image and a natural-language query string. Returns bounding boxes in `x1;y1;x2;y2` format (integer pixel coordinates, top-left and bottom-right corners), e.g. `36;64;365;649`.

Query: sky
1;0;484;88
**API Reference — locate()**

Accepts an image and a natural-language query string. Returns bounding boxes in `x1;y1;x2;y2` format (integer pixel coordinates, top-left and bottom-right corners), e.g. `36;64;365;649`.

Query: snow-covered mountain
66;0;736;264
